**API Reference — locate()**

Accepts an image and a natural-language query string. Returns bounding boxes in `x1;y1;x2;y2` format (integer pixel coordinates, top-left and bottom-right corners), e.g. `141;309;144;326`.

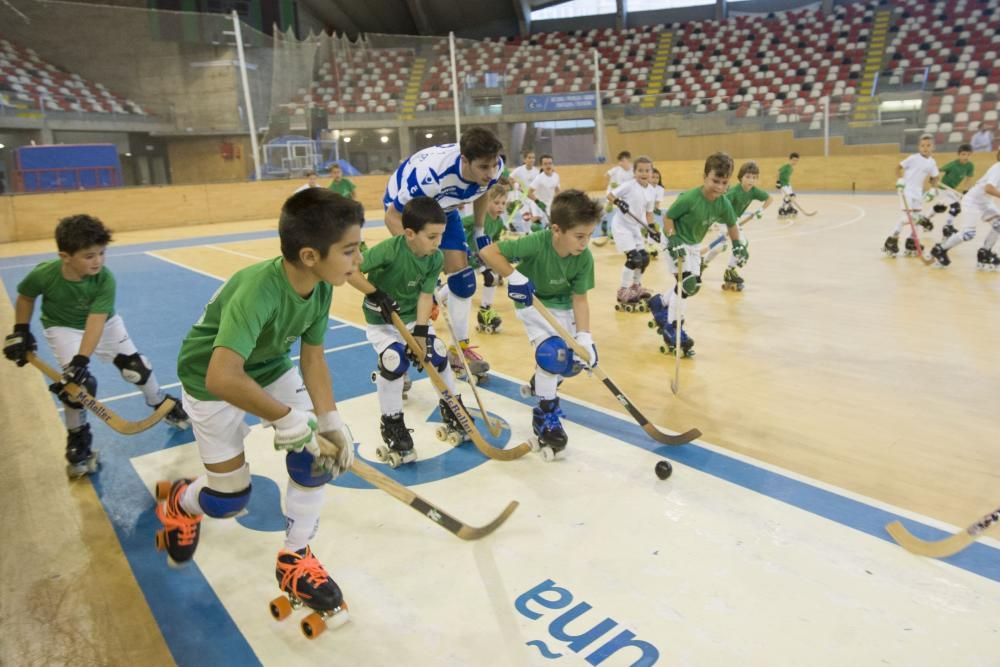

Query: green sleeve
665;191;691;223
16;264;45;298
360;237;393;273
346;178;355;193
752;186;770;202
301;286;332;346
966;163;975;179
421;253;444;294
497;232;540;262
721;198;738;227
571;251;595;295
90;270;116;314
214;286;272;360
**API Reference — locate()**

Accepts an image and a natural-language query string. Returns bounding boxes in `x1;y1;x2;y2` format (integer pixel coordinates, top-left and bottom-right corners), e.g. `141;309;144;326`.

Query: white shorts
366;321;440;355
959;195;1000;231
611;218;645;254
780;185;795;197
514;305;576;346
902;190;924;211
665;243;704;277
44;314;139;367
182;367;313;465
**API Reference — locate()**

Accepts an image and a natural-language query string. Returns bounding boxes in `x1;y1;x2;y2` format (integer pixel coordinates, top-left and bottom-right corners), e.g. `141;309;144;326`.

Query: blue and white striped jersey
384;143;504;213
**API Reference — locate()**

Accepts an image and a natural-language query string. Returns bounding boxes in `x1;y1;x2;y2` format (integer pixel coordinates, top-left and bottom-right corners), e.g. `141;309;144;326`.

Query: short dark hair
634;156;653;168
789;152;800;160
539;154;554;163
550;190;601;231
617;150;632;161
958;143;973;153
704;152;734;178
737;160;760;179
402;196;446;233
330;163;342;170
521;148;535;158
55;214;113;254
460;127;503;162
279;189;363;263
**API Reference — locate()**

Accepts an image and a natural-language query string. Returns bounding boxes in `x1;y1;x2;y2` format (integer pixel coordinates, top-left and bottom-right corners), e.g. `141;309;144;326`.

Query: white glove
575;331;598;368
316;410;354;478
924;187;938;201
272;408;319;458
895;178;905;191
753;208;764;220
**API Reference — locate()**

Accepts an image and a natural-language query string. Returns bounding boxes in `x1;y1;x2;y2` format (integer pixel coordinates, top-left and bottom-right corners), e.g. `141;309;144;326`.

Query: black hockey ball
655;460;673;480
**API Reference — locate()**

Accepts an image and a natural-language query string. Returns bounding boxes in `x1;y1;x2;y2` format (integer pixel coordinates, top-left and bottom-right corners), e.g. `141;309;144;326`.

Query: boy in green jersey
776;152;800;218
648;153;744;356
157;189;360;621
327;163;356;200
934;143;976;239
479;190;601;459
465;184;509;334
348;196;467;466
3;214;189;478
703;160;773;291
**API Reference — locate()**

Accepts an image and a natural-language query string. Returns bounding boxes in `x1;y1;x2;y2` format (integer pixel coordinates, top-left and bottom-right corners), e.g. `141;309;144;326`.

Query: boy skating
606;156;658;311
776;152;800;218
883;134;939;258
929;148;1000;270
464;185;509;334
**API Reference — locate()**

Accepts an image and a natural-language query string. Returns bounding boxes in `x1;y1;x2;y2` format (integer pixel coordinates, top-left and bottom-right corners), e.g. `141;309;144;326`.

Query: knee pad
535;336;579;376
50;374;98;410
199;464;252;518
949;202;961;217
447;267;477;299
638;249;650;271
932;203;948;214
482;268;496;288
625;249;644;270
378;342;410;381
677;271;701;298
961;228;977;242
286;449;332;488
114;352;152;386
427;334;449;372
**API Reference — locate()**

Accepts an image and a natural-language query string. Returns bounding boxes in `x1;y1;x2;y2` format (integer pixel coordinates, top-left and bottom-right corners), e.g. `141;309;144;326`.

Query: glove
61;354;92;387
613;198;630;215
895;178;905;191
752;209;764;220
3;324;36;367
575;331;598;368
924;187;938;201
646;225;662;245
666;236;686;262
653;208;663;217
732;239;750;267
273;408;320;459
316;410;354;478
535;200;547;212
475;234;492;251
363;288;399;324
507;269;535;306
409;324;433;366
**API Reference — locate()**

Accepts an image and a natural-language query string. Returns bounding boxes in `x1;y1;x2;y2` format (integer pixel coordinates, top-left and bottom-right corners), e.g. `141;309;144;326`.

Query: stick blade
457;501;519;540
643;423;701;446
885;520;976;559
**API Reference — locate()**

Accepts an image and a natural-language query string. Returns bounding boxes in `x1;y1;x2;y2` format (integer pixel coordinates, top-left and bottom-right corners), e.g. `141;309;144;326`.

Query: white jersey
899;153;939;200
384;143;503;213
963;162;1000;209
606;165;634;190
509;165;539;191
294;183;320;193
529;170;561;208
612;180;655;227
651;184;665;210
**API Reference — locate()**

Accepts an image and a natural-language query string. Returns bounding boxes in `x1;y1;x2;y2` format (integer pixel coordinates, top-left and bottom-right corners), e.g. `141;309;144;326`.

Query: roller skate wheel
155;480;173;501
326;604;351;630
540;447;555;462
301;612;326;639
435;425;449;442
446;431;463;446
369;371;377;384
401;450;418;464
614;304;623;312
155;529;167;552
636;303;647;313
647;321;656;329
270;596;293;621
519;384;533;399
528;436;541;453
474;374;488;386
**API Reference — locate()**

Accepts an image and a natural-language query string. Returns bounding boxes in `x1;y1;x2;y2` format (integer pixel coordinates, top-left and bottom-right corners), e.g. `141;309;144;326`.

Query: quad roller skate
65;424;99;478
976;247;1000;271
270;546;349;640
916;215;933;232
450;341;489;385
882;235;899;257
476;305;502;334
154;479;202;567
614;285;646;313
435;396;470;446
722;266;745;292
659;316;695;358
646;293;670;335
941;223;957;239
156;394;190;429
531;397;568;462
930;243;951;267
376;413;416;468
903;237;919;257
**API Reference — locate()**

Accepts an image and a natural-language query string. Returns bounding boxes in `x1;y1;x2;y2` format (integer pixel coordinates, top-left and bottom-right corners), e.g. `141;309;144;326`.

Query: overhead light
343;137;351;143
380;135;389;144
425;132;433;139
0;143;5;149
125;152;132;157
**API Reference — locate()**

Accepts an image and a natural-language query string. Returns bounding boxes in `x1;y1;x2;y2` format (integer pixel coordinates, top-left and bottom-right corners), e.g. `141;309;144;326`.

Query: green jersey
177;257;331;401
777;163;793;187
463;213;505;269
328;178;355;198
939;160;974;189
360;235;443;325
666;187;738;245
725;184;770;216
17;260;116;330
496;229;594;310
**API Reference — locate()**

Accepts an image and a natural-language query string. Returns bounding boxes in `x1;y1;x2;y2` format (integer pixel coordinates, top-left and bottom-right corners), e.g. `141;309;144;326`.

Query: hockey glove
666;236;687;262
273;409;320;458
895;178;905;191
363;288;399;324
535;200;547;213
613;198;630;215
924;187;938;202
654;208;663;217
507;270;535;306
574;331;598;369
646;225;663;245
61;354;92;388
3;324;36;367
409;324;435;368
316;410;354;478
752;208;764;220
475;234;492;251
732;239;750;267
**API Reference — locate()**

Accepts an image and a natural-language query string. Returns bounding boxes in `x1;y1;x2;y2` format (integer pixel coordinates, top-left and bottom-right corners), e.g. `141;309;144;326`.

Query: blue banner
525;93;596;112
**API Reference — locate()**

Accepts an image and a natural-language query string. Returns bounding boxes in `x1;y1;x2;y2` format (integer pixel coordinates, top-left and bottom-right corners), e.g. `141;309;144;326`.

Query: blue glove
507;270;535;306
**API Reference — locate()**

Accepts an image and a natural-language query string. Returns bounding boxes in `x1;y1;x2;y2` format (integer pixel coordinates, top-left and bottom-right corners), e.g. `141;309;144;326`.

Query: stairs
640;31;674;109
399;57;427;121
850;9;893;125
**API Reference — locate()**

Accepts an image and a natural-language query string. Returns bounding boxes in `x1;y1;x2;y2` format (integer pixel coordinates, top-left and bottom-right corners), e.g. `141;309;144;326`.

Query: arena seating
0;38;145;115
307;48;413;115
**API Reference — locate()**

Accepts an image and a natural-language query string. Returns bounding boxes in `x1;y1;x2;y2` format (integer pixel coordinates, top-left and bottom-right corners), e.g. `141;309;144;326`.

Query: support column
398;126;412;161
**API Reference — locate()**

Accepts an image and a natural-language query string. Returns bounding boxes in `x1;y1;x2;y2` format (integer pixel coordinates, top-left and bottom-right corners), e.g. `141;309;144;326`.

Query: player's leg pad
675;271;701;298
625;249;644;270
287;449;334;488
378;342;410;381
535;336;581;377
446;267;477;299
114;352;152;386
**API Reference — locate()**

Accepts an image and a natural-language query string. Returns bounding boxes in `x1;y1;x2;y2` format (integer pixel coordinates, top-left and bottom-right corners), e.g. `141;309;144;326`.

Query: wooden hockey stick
703;209;758;256
390;313;531;461
671;253;683;395
317;435;518;541
789;197;817;216
28;353;175;435
531;301;700;446
886;506;1000;558
897;189;936;266
436;306;503;437
621;206;664;243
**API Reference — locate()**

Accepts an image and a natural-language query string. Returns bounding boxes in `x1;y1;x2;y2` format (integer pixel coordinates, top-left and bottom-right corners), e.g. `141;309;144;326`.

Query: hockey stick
621;206;664;243
702;209;758;260
789;197;817;217
530;301;700;446
436;305;503;438
670;253;683;395
897;189;935;266
886;506;1000;558
390;313;531;461
317;435;518;541
27;353;175;435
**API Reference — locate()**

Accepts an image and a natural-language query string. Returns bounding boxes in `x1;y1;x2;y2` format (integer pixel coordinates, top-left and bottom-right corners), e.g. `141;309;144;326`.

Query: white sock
620;265;633;288
481;284;496;306
139;371;165;407
632;268;643;284
375;374;404;416
283;482;324;552
983;229;999;249
942;233;963;251
447;293;472;341
533;368;559;400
